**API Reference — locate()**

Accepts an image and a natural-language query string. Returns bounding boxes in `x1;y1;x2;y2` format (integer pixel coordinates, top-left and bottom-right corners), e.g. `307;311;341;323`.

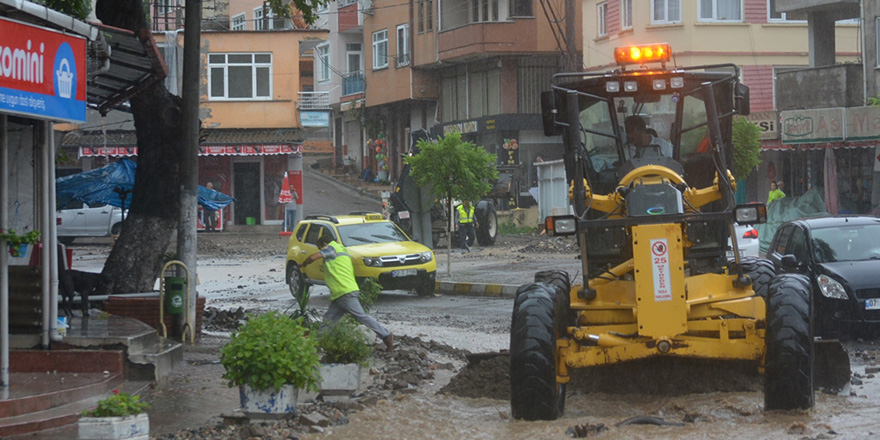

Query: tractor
509;43;850;421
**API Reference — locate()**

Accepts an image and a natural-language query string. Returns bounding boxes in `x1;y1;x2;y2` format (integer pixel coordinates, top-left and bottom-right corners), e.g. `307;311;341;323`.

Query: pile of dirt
439;353;510;400
440;354;762;402
517;236;579;254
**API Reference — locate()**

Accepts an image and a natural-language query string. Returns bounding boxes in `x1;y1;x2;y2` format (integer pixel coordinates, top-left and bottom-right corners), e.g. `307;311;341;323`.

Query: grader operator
510;43;850;421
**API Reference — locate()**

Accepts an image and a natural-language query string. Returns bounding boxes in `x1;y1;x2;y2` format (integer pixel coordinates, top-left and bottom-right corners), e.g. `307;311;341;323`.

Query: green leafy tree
35;0;91;19
732;116;762;182
406;132;497;272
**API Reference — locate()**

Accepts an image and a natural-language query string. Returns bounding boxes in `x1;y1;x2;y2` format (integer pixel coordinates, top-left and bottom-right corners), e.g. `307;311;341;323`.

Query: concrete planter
239;384;298;414
78;413;149;440
319;363;361;402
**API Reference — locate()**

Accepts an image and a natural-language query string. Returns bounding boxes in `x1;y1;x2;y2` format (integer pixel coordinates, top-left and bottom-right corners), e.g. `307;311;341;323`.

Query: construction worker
302;234;394;351
455;201;479;252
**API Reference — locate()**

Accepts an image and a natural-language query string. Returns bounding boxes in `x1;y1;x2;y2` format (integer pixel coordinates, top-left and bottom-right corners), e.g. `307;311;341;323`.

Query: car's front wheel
287;263;307;301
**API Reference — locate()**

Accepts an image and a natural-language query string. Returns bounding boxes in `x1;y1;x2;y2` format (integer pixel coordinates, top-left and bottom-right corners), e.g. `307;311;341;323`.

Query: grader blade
813;339;851;394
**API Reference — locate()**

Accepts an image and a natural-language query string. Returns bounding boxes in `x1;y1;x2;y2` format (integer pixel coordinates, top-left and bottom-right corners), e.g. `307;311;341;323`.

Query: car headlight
419;251;433;263
363;257;382;267
817;275;848;300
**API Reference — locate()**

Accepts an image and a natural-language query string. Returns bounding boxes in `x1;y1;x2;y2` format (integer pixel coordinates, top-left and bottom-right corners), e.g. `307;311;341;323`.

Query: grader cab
510;44;849;421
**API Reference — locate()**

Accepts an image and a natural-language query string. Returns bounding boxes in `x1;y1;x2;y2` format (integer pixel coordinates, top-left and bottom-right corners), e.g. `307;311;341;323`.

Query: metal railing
396;53;410;68
297;91;330;109
342;71;365;96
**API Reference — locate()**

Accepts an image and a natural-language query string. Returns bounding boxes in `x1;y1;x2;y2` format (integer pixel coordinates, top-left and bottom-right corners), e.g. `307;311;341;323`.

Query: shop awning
762;140;877;151
61;128;305;157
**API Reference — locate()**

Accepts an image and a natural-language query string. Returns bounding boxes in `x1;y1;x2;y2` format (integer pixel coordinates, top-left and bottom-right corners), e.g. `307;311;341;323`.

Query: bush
81;390;149;417
317;317;373;365
220;311;321;392
498;221;536;235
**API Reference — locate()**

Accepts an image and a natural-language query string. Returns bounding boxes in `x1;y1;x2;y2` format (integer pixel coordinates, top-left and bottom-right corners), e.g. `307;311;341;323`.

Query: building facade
582;0;874;213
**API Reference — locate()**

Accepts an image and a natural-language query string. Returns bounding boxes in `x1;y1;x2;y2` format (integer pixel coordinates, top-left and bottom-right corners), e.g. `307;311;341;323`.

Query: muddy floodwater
71;224;880;439
306;348;880;440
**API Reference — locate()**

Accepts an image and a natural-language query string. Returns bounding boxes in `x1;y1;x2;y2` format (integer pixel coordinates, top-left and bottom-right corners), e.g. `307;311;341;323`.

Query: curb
436;280;518;298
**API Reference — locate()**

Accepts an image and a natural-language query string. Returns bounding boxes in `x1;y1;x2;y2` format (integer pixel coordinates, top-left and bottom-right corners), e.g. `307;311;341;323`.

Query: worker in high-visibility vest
302;234;394;351
455;201;479;252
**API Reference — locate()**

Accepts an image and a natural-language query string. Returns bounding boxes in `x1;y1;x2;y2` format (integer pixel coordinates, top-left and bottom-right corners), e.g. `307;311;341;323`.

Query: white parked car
727;224;760;259
56;201;126;245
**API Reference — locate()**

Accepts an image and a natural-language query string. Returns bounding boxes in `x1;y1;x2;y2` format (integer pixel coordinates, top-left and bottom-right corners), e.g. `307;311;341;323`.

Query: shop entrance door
233;162;261;225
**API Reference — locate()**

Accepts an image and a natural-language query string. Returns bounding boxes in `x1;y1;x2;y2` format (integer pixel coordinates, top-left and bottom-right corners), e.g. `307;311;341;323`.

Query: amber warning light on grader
614;43;671;65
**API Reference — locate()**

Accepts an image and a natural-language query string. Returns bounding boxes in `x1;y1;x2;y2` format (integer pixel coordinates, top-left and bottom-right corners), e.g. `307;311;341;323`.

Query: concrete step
128;337;184;383
0;380;150;438
0;372;122;419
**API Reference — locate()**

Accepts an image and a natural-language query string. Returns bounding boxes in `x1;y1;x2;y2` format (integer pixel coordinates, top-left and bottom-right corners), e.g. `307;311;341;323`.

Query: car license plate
398;211;410;219
866;298;880;310
392;269;417;277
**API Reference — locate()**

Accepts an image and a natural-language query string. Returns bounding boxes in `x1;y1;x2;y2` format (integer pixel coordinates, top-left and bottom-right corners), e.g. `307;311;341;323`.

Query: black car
767;216;880;337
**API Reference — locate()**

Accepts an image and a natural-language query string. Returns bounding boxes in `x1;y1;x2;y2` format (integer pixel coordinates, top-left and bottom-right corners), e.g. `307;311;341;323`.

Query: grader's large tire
476;201;497;246
510;282;567;420
534;270;574;334
764;274;814;411
731;257;776;299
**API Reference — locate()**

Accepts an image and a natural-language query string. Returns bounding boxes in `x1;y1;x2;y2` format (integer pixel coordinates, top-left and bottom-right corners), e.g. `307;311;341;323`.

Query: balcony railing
396;53;410;68
342;71;365;96
297;91;330;110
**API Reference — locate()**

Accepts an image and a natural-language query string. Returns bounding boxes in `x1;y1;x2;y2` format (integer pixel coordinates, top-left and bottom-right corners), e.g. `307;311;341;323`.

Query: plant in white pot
220;311;321;415
316;316;374;402
78;390;150;440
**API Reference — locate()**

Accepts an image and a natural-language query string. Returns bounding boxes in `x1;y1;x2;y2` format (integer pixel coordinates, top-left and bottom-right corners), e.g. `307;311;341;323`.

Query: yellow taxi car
285;213;437;298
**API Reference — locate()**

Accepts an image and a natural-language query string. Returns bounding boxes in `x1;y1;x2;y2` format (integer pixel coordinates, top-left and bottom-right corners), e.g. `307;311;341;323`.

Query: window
372;29;389;69
208;53;272;100
253;6;290;30
254;6;264;30
418;0;425;33
231;13;246;30
316;44;330;82
767;0;801;21
597;2;608;37
396;24;410;67
651;0;680;24
426;0;433;31
877;18;880;67
621;0;632;29
511;0;533;17
471;0;499;22
346;43;362;73
158;0;175;16
699;0;741;22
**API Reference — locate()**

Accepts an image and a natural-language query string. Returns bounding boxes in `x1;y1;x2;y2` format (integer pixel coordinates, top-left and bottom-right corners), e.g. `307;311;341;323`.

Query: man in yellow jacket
455;201;479;252
302;234;394;351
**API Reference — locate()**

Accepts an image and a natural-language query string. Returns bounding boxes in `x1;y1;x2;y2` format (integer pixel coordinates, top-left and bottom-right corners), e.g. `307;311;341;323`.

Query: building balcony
338;0;368;34
436;19;540;62
342;72;365;96
775;64;863;111
297;91;330;110
396;53;410;68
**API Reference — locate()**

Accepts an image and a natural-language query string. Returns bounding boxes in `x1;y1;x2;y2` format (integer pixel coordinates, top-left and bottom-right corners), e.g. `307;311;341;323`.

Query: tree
86;0;326;295
732;116;762;182
405;132;498;273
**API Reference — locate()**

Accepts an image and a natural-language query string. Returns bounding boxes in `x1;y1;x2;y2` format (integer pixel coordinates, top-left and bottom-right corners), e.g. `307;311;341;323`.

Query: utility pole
177;0;201;341
564;0;579;72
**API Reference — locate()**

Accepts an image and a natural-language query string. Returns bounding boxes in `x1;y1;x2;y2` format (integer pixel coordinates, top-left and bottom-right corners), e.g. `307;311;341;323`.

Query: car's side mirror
780;254;799;271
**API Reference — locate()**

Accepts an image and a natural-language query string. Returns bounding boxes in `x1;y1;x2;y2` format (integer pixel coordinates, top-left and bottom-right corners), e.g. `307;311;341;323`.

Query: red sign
0;17;87;122
79;144;303;157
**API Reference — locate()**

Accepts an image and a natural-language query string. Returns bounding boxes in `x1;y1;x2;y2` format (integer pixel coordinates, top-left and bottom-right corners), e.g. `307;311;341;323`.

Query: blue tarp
56;159;235;211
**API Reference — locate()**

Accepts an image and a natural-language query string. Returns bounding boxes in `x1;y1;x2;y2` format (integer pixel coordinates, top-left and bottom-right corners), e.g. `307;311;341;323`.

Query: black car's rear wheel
510;282;567;420
287;263;307;301
764;274;814;411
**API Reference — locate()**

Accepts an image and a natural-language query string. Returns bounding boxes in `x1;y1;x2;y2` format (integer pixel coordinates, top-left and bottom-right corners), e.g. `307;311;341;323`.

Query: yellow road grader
510;44;850;420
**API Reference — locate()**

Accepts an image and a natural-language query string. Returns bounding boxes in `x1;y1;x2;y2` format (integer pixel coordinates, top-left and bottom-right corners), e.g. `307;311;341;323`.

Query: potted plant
78;389;150;440
0;228;40;264
315;316;374;401
220;311;321;414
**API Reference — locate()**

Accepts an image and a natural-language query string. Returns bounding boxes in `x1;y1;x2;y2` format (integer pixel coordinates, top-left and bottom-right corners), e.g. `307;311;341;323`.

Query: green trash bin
164;276;186;315
246;217;256;225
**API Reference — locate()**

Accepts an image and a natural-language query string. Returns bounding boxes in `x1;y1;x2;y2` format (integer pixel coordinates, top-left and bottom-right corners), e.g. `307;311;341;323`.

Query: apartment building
62;0;327;227
583;0;875;212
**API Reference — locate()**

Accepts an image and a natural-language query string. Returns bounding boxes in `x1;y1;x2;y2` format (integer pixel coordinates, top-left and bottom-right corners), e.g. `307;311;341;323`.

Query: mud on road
74;232;880;439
